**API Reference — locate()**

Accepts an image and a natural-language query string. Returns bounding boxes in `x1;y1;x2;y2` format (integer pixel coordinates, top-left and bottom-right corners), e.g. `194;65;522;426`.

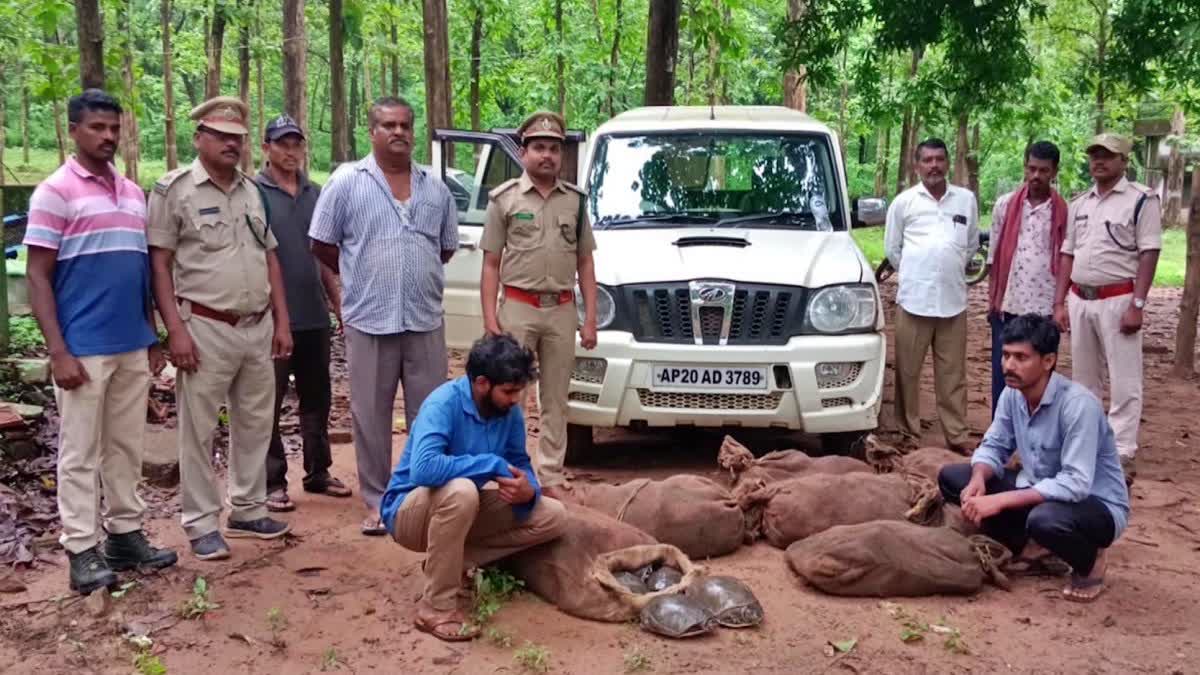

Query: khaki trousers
55;349;150;554
392;479;567;611
1068;293;1142;457
177;313;275;539
893;306;969;446
499;298;577;487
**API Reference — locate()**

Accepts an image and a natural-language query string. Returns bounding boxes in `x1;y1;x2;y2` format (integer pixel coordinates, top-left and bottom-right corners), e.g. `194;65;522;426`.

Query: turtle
615;570;649;594
685;576;764;628
634;563;657;583
639;595;717;639
646;565;683;592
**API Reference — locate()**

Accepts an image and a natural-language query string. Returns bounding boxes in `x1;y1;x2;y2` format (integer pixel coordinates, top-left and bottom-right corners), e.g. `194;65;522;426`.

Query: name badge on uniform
952;214;967;225
514;212;535;221
198;206;221;215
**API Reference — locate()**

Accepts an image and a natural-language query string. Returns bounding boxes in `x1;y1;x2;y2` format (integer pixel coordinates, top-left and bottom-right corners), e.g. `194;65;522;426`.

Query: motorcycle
874;230;990;286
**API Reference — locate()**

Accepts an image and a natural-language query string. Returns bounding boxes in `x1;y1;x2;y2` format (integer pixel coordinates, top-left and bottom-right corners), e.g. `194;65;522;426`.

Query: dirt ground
1;282;1198;675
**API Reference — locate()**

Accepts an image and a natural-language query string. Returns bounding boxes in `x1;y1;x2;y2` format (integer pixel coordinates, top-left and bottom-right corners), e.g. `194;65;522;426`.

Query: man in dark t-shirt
255;115;351;511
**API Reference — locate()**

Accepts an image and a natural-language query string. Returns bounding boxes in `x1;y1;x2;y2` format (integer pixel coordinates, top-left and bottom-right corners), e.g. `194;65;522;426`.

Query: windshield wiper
716;212;817;228
596;213;721;229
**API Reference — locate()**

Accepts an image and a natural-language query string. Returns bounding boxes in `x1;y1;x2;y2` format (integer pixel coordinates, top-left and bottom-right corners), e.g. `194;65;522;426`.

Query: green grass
850;225;1187;288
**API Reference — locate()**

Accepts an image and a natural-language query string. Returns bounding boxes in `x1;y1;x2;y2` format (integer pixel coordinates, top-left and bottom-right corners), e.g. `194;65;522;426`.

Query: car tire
821;430;870;459
565;423;595;465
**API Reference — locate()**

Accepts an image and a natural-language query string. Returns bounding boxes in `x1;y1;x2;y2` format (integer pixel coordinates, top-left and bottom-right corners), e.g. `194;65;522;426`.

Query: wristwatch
1132;297;1146;309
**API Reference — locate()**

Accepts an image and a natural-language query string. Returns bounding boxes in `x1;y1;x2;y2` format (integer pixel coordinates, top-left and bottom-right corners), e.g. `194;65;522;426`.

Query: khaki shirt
1062;177;1162;287
147;159;278;314
480;174;597;292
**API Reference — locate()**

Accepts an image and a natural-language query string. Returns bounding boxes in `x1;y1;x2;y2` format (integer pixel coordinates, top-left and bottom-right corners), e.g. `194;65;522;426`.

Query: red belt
503;286;574;308
181;299;267;326
1071;280;1135;301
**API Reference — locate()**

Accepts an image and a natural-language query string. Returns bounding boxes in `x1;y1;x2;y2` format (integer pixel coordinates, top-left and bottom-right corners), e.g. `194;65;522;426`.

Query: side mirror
852;197;887;228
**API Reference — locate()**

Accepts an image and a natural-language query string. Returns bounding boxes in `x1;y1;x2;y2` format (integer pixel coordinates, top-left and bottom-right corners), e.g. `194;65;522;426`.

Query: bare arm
26;247;89;389
1133;250;1159;302
310;239;340;274
319;262;342;323
1053;253;1075;331
577;252;598;349
482;251;502;335
266;250;293;358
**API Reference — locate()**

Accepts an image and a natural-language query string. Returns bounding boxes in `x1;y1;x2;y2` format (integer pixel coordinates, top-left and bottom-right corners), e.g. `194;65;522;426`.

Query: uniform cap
1086;133;1132;156
264;114;305;142
191;96;250;136
518;111;566;142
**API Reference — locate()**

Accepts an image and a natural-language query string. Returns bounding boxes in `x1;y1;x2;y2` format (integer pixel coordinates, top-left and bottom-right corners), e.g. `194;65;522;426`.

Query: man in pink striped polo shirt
24;90;177;595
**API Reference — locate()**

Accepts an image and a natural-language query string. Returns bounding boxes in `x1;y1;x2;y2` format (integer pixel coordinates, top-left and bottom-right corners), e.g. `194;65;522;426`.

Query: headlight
576;284;617;328
805;284;876;333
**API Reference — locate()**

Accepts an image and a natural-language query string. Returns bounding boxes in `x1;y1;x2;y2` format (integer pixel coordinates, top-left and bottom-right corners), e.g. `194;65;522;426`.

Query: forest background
0;0;1199;370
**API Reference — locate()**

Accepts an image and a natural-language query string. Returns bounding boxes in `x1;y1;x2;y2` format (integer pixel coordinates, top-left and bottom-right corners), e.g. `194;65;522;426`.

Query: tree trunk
706;17;719;105
952;111;969;188
391;0;400;97
53;99;66;166
896;49;922;194
238;2;252;173
1093;0;1109;134
422;0;454;157
120;0;140;184
874;127;890;197
968;123;981;197
644;0;681;106
556;0;566;115
0;72;7;355
906;118;922;187
837;50;849;160
1173;167;1200;377
588;0;604;44
162;0;179;169
207;3;228;99
349;57;360;156
182;73;201;109
782;0;807;112
76;0;105;89
607;0;623;116
282;0;308;135
1164;108;1186;227
330;0;350;165
469;2;483;130
254;0;265;167
364;54;374;106
21;82;31;165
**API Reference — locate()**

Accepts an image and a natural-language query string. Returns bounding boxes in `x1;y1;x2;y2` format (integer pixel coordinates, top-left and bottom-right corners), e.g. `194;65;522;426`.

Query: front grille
821;397;853;408
637;388;783;411
568;392;599;404
624;283;805;345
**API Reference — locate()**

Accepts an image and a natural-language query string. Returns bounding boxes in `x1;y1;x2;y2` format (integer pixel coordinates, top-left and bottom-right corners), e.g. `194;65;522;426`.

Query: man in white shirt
884;138;979;452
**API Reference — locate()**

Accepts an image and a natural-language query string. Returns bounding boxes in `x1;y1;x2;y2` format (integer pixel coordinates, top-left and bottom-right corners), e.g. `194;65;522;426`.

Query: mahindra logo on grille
698;286;727;303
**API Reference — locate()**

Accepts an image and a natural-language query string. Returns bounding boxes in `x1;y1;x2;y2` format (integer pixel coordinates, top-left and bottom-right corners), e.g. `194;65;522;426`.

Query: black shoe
190;531;232;561
68;547;118;595
104;530;179;572
225;517;291;540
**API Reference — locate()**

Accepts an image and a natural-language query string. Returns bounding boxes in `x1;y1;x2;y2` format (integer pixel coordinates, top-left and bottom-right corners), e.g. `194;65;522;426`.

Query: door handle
458;239;477;250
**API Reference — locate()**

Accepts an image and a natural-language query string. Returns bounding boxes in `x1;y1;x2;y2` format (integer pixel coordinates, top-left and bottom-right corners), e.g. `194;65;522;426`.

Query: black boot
104;530;179;572
68;547;118;595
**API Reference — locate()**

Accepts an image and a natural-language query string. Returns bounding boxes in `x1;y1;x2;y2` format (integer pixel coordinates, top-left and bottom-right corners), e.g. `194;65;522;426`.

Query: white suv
433;106;884;458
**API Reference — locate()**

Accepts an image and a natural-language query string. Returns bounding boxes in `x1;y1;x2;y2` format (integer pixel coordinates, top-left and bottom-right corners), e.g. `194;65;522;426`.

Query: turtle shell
639;595;717;639
614;570;649;594
685;576;764;628
646;566;683;592
635;563;657;583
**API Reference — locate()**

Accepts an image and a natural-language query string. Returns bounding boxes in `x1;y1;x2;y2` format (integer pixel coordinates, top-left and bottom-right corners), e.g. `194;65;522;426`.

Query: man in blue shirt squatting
380;334;567;641
938;313;1129;603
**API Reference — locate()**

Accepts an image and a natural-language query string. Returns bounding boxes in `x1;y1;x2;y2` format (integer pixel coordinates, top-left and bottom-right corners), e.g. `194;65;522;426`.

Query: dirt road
1;284;1198;674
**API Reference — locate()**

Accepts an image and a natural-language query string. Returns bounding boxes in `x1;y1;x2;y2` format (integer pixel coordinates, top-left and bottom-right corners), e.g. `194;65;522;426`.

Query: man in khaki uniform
1053;133;1161;482
148;96;295;560
480;112;598;499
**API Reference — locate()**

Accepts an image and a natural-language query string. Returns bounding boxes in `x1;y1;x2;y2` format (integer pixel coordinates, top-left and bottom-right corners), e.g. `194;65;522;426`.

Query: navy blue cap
264;114;305;142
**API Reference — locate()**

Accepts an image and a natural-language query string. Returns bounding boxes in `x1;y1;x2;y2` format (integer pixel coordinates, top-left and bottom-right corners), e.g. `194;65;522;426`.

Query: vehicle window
477;146;523;211
588;133;842;231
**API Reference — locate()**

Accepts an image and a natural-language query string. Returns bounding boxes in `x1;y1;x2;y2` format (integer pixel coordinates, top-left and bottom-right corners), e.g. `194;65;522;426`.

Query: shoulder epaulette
560;180;586;195
1128;182;1158;198
152;167;190;196
488;178;520;199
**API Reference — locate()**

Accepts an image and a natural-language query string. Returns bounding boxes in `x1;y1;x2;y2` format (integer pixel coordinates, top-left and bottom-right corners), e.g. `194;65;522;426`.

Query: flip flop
361;516;387;536
1062;575;1105;603
1005;553;1072;577
305;478;353;498
414;615;480;642
266;490;295;513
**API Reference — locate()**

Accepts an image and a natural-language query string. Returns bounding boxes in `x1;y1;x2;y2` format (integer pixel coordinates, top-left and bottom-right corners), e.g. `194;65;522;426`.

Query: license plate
650;365;769;391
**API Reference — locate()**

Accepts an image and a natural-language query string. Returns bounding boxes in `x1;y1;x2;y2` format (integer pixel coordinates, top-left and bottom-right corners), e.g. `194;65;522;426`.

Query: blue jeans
989;312;1016;419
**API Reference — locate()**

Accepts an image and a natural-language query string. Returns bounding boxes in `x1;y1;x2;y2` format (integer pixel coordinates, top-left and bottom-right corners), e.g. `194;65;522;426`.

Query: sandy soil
1;283;1198;675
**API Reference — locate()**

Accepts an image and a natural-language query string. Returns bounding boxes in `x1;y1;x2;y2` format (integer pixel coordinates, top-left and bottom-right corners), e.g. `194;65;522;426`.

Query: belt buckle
537;292;559;308
1079;285;1100;300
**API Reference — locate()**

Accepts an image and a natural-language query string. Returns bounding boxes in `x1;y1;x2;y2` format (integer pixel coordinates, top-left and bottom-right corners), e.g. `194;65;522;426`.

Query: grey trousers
345;324;448;510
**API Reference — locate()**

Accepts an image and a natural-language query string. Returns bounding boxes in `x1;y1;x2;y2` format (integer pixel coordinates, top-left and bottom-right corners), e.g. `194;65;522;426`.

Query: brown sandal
361;516;387;536
414;614;480;642
305;477;353;498
266;489;295;512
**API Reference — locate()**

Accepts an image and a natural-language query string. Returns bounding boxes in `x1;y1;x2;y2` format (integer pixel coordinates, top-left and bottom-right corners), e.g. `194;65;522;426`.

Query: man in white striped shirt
309;97;459;535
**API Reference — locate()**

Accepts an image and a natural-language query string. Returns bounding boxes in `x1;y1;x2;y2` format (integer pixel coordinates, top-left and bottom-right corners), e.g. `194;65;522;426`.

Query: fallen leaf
293;566;328;577
227;632;257;645
830;638;857;654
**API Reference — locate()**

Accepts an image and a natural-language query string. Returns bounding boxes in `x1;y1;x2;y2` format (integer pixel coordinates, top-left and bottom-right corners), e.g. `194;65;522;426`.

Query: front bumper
566;331;885;433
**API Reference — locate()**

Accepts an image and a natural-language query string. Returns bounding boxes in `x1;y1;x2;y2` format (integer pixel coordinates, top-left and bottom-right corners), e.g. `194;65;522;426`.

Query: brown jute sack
740;473;913;548
504;503;657;622
572;475;745;558
863;438;969;527
718;435;872;498
785;520;985;597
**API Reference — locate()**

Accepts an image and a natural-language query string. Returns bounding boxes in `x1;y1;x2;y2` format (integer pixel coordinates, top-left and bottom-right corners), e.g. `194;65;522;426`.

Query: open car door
432;128;587;349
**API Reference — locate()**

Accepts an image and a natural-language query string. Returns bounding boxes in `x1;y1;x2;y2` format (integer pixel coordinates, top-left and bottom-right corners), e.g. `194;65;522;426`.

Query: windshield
588;132;843;231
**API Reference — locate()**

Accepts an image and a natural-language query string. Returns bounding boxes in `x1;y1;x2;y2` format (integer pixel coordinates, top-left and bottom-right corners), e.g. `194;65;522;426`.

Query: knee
437;478;480;515
533;496;568;540
938;463;971;503
1026;504;1069;538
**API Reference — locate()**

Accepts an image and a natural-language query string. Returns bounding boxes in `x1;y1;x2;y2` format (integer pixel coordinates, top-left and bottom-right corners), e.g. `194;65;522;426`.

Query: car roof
595;106;834;136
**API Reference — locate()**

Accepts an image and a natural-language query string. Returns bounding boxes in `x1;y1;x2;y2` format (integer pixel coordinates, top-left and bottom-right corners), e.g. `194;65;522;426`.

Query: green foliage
7;317;45;356
513;641;551;673
111;581;138;599
133;651;167;675
623;648;652;672
472;566;524;626
179;577;220;620
266;607;288;648
320;647;342;671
